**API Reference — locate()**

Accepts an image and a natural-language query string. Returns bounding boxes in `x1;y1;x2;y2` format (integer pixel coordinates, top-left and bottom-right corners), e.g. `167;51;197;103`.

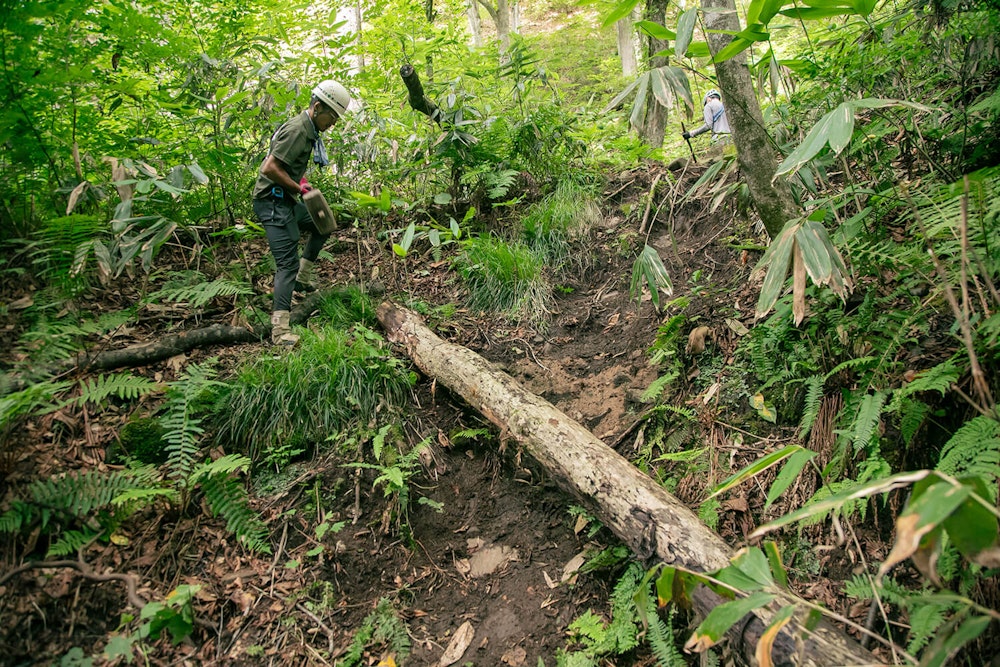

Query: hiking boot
294;257;318;293
270;310;299;347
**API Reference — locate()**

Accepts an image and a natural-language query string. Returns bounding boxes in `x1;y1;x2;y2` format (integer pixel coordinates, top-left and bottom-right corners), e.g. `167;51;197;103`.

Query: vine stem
0;558;147;610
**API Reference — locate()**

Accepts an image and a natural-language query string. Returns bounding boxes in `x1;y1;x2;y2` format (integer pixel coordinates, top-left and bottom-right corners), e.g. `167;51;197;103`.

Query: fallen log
1;292;326;395
376;301;879;667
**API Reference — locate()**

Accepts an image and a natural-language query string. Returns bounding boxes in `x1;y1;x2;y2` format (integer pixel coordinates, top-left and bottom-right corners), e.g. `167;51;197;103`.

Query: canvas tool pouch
303;189;337;235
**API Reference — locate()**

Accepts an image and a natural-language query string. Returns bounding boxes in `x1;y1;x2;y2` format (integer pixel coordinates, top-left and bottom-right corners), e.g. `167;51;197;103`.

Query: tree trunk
701;0;798;238
376;301;878;667
616;11;639;77
639;0;669;147
467;0;483;47
510;0;520;34
495;0;511;52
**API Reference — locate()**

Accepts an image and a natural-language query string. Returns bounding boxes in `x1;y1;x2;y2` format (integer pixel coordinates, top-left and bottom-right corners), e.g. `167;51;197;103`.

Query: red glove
299;177;312;195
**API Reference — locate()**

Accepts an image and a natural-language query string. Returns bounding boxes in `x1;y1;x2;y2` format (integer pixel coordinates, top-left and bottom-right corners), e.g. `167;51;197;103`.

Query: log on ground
1;292;327;394
376;301;878;667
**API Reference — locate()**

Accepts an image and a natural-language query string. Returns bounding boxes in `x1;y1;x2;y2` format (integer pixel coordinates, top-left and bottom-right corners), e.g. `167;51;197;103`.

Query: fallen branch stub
399;64;441;125
376;301;878;667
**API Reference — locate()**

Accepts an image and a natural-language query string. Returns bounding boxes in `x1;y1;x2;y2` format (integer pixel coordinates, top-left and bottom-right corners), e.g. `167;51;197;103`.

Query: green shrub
211;326;415;466
455;235;552;324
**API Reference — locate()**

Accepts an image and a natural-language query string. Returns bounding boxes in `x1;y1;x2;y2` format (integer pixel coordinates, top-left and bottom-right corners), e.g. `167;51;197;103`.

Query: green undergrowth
210;325;416;468
520;178;602;269
455;234;553;325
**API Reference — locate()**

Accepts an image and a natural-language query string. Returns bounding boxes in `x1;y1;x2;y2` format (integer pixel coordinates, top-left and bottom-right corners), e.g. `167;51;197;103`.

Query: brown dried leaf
438;621;474;667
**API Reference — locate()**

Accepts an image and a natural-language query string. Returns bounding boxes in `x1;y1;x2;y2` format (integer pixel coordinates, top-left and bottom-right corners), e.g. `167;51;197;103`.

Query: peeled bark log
376;301;879;667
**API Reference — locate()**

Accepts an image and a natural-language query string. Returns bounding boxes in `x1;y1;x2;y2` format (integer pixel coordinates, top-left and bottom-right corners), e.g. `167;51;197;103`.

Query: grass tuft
520;179;602;269
314;286;377;329
210;325;415;466
455;235;552;324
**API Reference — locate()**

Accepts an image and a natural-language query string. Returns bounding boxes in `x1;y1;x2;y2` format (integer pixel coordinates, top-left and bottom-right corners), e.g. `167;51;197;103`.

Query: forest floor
0;161;875;666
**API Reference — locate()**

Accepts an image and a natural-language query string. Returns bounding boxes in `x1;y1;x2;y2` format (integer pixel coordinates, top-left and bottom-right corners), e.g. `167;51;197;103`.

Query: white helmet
312;79;351;116
704;89;721;105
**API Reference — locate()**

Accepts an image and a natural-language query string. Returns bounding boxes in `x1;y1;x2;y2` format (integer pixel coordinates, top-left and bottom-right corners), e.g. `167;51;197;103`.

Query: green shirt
252;110;318;200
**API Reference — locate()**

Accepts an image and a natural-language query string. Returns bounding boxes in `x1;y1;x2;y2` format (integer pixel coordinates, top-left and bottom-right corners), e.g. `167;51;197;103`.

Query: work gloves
299;177;312;196
682;131;691;140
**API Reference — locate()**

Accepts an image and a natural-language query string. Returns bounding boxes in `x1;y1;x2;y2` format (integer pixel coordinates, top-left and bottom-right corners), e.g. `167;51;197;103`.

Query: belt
259;186;293;203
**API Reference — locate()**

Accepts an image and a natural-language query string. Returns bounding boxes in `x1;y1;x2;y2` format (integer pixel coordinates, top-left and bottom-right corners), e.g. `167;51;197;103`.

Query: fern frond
850;391;886;453
47;527;102;557
199;472;270;553
898;398;931;446
161;360;223;481
936;416;1000;495
906;602;951;655
75;372;158;407
798;375;825;440
823;356;878;381
641;372;679;403
645;601;684;667
888;359;961;412
0;380;73;429
149;278;254;309
189;454;252;483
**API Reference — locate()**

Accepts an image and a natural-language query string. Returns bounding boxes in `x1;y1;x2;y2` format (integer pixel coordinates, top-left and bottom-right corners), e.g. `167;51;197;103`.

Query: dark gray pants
253;198;330;312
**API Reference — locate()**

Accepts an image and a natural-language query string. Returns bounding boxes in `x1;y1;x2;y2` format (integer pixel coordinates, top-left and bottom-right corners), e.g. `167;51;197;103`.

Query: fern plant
147;276;254;309
337;597;411;667
0;466;161;556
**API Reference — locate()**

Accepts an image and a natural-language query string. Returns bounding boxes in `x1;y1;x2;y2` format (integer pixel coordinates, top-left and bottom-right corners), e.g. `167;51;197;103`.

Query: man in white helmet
252;79;352;346
682;89;731;143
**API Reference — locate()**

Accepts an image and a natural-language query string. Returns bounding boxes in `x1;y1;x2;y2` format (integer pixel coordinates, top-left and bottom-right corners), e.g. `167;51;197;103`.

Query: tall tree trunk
467;0;483;47
510;1;520;34
639;0;669;147
701;0;798;238
616;10;639;77
495;0;511;52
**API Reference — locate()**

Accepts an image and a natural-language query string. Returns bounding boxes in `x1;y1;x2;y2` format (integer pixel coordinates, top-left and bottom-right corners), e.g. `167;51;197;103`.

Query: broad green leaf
851;0;879;16
713;37;753;63
724;548;773;589
635;20;676;40
941;476;999;559
709;445;807;500
752;470;935;537
755;222;797;317
685;592;775;652
918;613;991;667
655;566;676;606
602;0;643;27
630;75;650;129
795;223;832;283
186;162;209;184
765;448;817;510
763;542;788;589
779;6;856;18
675;9;697;58
603;76;642;114
649;68;675;108
878;479;971;579
775;103;854;178
685;42;712;58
